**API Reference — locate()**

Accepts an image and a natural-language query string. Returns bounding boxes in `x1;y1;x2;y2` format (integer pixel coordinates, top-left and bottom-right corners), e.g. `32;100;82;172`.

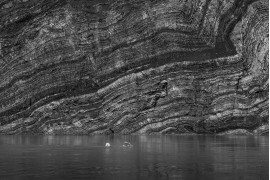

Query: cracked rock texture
0;0;268;135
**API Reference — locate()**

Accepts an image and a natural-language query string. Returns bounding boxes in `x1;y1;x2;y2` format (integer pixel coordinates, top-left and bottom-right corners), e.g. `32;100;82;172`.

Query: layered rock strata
0;0;268;135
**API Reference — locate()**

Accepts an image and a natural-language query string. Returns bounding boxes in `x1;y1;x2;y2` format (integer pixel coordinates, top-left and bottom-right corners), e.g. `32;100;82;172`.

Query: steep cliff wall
0;0;268;135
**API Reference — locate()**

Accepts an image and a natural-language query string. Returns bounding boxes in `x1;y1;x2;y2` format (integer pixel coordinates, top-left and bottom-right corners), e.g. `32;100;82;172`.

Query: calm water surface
0;135;268;180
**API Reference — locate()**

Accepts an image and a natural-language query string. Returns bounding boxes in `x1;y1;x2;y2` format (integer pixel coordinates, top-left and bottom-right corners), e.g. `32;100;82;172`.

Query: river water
0;135;268;180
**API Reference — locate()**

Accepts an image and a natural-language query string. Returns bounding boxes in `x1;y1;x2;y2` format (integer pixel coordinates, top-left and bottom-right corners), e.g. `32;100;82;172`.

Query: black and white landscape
0;0;268;179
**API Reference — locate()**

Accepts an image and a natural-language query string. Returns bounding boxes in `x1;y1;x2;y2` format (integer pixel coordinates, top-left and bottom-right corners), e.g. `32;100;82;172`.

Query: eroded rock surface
0;0;268;134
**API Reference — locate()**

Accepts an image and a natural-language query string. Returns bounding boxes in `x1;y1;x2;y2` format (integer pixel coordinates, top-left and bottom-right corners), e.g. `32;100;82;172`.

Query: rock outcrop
0;0;268;135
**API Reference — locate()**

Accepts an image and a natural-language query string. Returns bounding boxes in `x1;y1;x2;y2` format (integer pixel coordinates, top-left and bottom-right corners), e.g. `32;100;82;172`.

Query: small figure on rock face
122;141;133;147
105;142;110;147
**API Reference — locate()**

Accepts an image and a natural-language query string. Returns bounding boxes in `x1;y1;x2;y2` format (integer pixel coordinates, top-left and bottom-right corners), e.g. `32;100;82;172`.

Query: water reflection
0;135;268;180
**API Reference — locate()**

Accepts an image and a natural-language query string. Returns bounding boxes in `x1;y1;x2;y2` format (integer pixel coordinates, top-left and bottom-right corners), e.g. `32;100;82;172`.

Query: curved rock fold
0;0;268;135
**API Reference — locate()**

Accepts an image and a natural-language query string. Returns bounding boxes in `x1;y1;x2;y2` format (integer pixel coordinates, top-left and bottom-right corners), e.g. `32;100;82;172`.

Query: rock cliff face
0;0;268;135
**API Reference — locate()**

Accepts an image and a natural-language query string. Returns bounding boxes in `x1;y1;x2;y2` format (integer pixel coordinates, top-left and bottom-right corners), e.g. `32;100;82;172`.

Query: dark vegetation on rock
0;0;268;135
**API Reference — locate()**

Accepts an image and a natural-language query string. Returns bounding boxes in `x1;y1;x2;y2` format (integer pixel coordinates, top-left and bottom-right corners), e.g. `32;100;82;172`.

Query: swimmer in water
123;141;133;147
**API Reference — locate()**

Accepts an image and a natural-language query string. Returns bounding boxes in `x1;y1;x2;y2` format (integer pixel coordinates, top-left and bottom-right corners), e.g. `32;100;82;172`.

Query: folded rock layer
0;0;268;135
